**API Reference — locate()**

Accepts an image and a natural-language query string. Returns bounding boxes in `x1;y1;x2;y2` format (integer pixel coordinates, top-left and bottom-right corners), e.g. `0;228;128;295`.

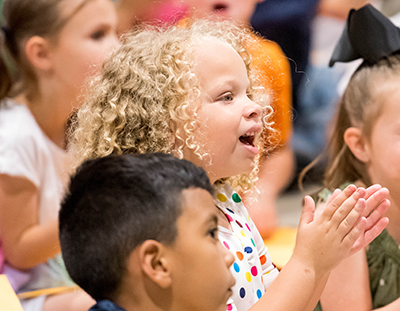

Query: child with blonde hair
178;0;294;238
303;4;400;311
72;19;389;311
0;0;118;309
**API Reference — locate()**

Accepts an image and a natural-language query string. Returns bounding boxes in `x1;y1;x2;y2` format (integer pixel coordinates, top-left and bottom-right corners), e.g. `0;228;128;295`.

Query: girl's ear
344;127;369;163
138;240;172;288
24;36;53;71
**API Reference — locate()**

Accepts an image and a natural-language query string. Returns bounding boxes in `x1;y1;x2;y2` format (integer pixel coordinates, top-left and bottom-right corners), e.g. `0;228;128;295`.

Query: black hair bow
329;4;400;67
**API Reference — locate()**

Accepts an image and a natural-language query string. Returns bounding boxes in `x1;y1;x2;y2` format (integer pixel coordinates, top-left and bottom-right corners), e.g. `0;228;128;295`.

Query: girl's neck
18;86;75;149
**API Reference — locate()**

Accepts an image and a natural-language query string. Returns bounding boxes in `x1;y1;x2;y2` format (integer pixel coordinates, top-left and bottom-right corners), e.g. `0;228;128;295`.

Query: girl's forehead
191;39;235;63
58;0;92;29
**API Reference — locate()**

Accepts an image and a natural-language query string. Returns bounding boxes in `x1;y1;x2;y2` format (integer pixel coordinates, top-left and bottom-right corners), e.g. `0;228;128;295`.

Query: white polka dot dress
215;184;279;311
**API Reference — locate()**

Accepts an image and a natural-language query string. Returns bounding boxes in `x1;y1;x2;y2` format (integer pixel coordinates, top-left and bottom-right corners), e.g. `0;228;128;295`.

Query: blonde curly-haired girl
71;19;389;311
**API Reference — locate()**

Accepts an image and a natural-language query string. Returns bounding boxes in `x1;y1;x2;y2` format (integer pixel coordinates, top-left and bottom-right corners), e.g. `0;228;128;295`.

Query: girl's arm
0;174;60;269
320;250;372;310
321;249;400;311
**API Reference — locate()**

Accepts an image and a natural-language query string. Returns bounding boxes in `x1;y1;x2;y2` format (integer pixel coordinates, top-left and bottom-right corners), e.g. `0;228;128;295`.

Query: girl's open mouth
212;3;228;13
239;133;255;147
239;131;259;155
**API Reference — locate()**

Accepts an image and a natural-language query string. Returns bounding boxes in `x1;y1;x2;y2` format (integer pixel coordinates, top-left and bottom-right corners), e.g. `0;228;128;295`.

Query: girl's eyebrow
211;78;250;91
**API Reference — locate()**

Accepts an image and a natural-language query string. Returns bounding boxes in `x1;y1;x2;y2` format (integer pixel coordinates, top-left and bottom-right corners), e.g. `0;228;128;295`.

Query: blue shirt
89;300;126;311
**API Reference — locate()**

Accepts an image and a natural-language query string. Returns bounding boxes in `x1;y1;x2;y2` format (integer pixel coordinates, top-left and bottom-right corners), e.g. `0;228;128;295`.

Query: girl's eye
218;92;234;102
91;30;106;40
247;92;253;100
208;228;219;240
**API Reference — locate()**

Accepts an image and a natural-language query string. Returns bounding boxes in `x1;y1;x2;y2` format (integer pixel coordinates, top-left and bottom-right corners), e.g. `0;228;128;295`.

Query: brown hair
0;0;90;101
302;54;400;191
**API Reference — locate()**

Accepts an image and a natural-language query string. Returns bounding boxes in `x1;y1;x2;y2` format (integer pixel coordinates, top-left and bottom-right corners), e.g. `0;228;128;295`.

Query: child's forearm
249;257;329;311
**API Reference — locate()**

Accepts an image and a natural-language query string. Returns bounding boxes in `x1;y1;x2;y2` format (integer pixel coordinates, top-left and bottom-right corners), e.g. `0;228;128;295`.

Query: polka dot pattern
214;184;279;311
246;272;251;282
236;252;244;261
244;247;253;254
217;193;227;202
240;287;246;298
227;304;233;311
232;193;242;203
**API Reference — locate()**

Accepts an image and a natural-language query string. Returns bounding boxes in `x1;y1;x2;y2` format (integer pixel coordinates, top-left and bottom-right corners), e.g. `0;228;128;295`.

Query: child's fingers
299;195;316;226
329;187;365;227
337;198;365;237
342;216;367;252
321;185;357;220
364;184;382;200
363;187;389;218
324;188;343;206
349;216;389;256
363;217;389;246
365;198;390;231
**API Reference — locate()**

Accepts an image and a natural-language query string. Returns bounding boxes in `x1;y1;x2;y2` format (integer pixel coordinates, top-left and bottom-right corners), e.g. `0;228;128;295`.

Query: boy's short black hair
59;153;213;301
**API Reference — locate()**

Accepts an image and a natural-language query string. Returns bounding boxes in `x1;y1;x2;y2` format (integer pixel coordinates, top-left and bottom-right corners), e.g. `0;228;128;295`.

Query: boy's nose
222;244;235;268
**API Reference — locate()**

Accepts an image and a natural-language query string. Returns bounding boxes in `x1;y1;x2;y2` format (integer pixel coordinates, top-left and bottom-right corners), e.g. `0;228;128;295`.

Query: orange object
246;34;293;149
264;227;297;270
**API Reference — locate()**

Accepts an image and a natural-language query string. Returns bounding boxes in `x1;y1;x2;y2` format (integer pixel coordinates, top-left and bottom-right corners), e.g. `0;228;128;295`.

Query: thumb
299;195;316;226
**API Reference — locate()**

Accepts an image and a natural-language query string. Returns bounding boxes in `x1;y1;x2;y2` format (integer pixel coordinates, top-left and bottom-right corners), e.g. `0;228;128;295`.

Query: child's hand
350;184;390;252
293;185;369;276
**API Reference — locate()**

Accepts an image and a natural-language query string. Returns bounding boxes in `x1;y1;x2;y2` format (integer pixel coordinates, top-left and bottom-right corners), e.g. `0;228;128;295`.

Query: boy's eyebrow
206;214;219;226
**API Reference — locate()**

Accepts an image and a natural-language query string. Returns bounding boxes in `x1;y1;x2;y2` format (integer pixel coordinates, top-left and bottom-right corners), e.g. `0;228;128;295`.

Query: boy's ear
138;240;172;288
344;127;369;163
24;36;53;71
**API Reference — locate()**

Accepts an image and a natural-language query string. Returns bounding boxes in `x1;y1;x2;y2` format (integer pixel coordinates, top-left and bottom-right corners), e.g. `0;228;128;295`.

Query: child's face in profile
50;0;118;104
361;82;400;195
182;40;262;183
165;187;235;311
181;0;262;23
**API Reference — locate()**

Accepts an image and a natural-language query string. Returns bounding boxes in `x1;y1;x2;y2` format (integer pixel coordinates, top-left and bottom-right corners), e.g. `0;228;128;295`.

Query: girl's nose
243;99;262;121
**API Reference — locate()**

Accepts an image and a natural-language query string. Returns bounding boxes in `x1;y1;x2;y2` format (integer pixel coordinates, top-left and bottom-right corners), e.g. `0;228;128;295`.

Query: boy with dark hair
59;153;235;311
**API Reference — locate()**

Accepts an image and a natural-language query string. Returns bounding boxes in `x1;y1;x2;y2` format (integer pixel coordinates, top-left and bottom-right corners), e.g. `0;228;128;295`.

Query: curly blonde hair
71;19;274;191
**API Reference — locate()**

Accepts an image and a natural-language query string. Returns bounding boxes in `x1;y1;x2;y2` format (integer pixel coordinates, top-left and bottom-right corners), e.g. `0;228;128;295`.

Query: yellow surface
0;274;23;311
264;227;297;270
